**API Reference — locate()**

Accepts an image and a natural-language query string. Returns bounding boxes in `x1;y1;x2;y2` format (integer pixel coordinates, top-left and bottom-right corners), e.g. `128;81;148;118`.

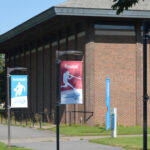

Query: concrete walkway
0;124;124;150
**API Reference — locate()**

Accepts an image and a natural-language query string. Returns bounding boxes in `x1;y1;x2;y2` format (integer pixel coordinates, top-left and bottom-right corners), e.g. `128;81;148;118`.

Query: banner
60;61;82;104
11;75;28;108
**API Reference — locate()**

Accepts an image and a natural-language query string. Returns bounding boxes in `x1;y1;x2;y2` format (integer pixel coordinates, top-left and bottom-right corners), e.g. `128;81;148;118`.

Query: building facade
1;0;150;126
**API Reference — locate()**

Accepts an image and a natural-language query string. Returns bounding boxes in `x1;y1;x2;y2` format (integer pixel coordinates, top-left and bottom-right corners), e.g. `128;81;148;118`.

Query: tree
0;54;5;73
112;0;144;14
0;54;5;105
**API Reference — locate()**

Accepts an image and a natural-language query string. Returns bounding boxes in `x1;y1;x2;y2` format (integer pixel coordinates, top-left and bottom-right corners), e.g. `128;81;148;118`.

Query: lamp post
143;20;150;150
55;50;83;150
7;67;27;148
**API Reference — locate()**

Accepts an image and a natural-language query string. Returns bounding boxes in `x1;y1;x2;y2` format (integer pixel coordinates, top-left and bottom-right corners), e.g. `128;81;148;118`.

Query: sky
0;0;66;35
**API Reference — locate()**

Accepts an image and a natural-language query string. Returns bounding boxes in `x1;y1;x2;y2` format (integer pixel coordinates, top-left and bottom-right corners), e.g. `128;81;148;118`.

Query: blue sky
0;0;66;34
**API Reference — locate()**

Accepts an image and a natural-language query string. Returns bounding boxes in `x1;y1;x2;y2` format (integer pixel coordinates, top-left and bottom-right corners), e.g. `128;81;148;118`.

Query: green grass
0;142;32;150
50;125;150;136
50;125;110;136
89;136;150;150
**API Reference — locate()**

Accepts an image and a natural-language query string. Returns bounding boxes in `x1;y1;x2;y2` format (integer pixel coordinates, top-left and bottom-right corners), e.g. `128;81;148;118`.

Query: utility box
111;108;117;138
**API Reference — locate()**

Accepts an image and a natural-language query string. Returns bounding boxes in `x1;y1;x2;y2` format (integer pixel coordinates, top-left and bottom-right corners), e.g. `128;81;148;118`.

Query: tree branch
112;0;142;14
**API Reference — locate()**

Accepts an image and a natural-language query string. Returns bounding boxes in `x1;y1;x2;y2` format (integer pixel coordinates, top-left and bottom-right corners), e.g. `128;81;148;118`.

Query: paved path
15;140;124;150
0;125;124;150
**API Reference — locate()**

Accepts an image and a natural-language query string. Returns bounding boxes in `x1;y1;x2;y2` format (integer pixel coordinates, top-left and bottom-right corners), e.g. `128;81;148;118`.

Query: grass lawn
89;136;150;150
0;142;32;150
49;125;150;136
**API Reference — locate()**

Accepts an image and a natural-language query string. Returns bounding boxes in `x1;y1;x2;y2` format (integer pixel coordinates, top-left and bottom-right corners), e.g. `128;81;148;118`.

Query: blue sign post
11;75;28;108
106;77;110;130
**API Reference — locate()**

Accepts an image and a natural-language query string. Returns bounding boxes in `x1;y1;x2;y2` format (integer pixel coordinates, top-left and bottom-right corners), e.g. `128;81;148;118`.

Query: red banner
60;61;82;104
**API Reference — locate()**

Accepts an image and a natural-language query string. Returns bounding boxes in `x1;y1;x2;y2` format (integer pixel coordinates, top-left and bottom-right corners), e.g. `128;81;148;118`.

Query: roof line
55;6;150;18
1;6;150;44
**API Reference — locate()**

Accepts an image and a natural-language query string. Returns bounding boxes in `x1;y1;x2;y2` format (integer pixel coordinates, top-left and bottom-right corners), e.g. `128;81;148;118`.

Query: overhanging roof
0;6;150;45
57;0;150;11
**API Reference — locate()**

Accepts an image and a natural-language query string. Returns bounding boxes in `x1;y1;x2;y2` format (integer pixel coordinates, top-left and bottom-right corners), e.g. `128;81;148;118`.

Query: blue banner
106;77;110;130
11;75;28;108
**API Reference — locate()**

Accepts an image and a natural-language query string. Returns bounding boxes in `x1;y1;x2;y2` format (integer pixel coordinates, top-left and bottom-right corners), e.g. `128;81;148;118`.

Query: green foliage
112;0;144;14
0;54;5;72
0;142;32;150
0;71;5;104
0;54;5;105
50;125;149;136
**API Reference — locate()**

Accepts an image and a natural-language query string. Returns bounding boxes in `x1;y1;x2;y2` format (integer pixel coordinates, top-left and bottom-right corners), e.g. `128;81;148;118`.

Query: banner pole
7;68;11;149
143;20;148;150
6;67;27;149
56;54;60;150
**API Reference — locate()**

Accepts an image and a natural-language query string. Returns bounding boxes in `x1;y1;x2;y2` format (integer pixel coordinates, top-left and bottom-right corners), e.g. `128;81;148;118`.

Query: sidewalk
15;140;124;150
0;124;124;150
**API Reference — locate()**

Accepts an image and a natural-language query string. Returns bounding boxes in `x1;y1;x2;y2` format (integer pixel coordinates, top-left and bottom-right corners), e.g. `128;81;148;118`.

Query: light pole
143;20;150;150
7;67;27;148
55;50;83;150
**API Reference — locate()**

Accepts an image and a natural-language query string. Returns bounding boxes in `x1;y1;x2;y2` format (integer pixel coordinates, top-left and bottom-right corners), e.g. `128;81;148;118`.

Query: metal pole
7;68;11;149
69;111;71;126
6;67;27;149
55;50;83;150
143;20;148;150
56;102;60;150
56;58;60;150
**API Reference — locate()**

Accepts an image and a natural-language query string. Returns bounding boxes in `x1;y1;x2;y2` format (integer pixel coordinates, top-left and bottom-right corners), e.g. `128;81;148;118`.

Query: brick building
0;0;150;126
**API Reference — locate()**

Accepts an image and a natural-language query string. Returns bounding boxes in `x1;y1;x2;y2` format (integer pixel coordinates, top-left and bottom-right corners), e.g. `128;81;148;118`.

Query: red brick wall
85;41;95;125
94;42;137;126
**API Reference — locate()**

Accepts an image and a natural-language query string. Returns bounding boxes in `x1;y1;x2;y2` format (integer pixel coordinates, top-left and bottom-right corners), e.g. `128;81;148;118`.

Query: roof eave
1;7;150;45
55;7;150;19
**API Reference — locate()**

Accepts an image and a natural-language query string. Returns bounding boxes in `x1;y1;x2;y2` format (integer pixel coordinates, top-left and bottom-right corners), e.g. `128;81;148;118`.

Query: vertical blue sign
11;75;28;108
106;77;110;130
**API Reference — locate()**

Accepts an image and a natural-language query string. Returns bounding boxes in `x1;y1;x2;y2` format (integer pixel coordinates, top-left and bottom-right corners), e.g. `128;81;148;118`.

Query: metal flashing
54;7;150;19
